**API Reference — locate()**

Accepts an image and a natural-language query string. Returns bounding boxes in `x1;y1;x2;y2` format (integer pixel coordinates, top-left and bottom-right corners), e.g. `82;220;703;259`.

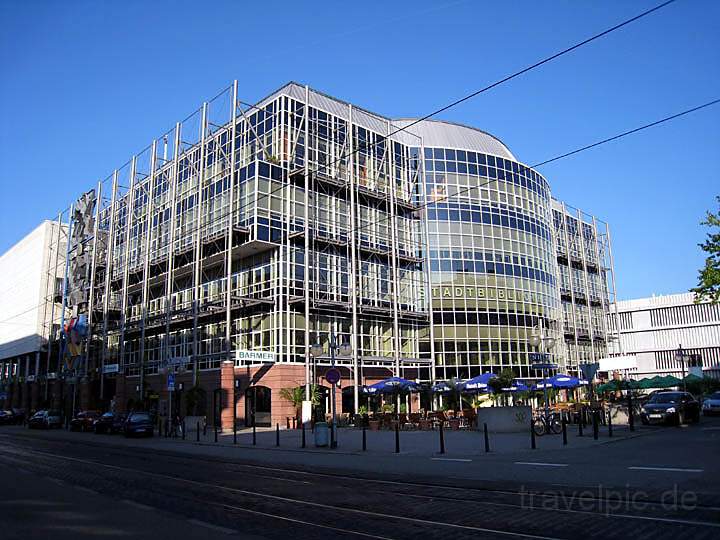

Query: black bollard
608;410;613;437
203;422;207;436
252;422;256;446
362;425;367;451
276;423;280;447
483;422;490;453
196;421;200;442
593;411;599;440
395;422;400;454
286;417;290;430
530;418;536;450
628;392;635;432
214;423;218;443
182;421;186;440
439;422;445;454
562;418;567;446
301;422;306;448
233;419;237;445
578;417;583;437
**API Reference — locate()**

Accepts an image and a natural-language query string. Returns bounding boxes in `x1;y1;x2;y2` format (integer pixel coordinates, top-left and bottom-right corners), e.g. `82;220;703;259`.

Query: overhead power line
531;98;720;167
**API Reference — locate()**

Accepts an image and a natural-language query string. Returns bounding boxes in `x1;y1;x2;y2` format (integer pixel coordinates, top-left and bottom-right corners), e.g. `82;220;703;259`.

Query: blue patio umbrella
431;381;455;393
534;374;582;390
502;380;530;392
463;372;497;392
364;376;419;395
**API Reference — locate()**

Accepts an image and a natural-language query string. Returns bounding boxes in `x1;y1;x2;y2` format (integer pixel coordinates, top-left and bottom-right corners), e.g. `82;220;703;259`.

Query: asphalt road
0;419;718;540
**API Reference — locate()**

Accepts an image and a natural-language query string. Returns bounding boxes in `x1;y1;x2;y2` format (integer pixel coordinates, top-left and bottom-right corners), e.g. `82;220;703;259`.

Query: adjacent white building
0;221;64;384
604;292;720;379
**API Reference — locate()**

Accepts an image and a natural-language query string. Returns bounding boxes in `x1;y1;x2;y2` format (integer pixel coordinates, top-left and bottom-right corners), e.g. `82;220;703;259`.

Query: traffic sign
167;373;175;391
529;352;549;362
325;368;341;385
579;362;599;381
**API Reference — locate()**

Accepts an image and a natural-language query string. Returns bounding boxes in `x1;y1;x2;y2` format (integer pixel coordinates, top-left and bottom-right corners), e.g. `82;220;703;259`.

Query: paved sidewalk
2;420;648;459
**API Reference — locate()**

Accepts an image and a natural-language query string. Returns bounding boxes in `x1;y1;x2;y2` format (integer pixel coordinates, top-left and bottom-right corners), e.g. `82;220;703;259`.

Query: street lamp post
310;330;351;449
675;344;687;392
529;319;556;421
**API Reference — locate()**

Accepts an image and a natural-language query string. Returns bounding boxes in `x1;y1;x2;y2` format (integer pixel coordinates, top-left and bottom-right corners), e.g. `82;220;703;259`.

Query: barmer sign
235;350;276;364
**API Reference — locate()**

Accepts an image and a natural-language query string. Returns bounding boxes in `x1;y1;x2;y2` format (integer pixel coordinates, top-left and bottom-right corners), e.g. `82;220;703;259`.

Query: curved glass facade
410;122;563;380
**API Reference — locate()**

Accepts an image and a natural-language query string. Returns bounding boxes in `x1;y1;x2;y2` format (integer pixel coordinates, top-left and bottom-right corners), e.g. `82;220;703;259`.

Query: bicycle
532;411;563;436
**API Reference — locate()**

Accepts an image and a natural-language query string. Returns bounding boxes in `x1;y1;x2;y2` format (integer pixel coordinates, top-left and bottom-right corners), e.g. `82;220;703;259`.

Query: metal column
118;157;138;387
138;141;159;397
605;223;623;354
576;208;596;365
192;103;209;384
163;124;182;369
225;81;239;364
85;181;103;379
100;172;119;399
348;105;360;413
560;202;580;369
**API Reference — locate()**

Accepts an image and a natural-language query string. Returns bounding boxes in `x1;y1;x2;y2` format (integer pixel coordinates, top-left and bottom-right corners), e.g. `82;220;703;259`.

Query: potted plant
280;384;320;427
357;405;369;427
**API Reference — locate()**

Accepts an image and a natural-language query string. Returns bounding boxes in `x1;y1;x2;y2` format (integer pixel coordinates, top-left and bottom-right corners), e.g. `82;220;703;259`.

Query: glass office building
1;82;617;426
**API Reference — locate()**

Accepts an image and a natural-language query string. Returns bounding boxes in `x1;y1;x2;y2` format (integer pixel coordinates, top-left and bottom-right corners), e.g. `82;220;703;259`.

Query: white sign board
103;363;120;374
599;356;637;372
235;350;276;365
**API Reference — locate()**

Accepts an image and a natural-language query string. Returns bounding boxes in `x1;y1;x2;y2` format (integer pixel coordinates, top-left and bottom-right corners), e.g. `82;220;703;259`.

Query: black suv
640;391;700;425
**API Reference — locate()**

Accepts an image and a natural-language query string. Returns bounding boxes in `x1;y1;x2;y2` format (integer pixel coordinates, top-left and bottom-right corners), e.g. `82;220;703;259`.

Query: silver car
702;391;720;416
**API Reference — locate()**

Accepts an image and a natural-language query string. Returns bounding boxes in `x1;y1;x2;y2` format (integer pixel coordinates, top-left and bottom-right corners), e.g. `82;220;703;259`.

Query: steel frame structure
42;82;429;414
28;81;619;416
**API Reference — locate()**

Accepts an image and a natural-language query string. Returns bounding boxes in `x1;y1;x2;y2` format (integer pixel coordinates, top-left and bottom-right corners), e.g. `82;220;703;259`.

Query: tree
279;384;320;421
487;369;516;406
692;196;720;304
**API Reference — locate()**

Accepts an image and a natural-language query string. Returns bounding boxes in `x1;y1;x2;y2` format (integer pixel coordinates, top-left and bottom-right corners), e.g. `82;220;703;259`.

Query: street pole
542;367;549;422
678;344;686;392
169;380;172;437
330;332;337;449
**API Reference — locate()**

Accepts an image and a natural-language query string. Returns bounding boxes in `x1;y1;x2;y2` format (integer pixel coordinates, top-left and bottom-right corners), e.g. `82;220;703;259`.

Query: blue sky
1;0;718;300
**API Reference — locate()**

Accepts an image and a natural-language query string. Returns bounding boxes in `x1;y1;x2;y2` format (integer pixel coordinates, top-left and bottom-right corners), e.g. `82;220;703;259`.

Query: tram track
0;432;718;539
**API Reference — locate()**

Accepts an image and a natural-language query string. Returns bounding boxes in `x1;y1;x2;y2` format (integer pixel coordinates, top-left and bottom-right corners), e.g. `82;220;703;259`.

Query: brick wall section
220;361;234;431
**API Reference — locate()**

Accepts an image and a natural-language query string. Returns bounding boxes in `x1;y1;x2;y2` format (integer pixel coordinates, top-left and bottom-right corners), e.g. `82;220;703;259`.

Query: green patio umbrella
646;375;665;388
683;374;703;384
660;375;681;388
637;378;655;389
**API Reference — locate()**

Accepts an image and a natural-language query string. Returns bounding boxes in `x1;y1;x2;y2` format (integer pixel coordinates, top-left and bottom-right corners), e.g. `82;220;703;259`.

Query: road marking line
701;427;720;431
46;477;64;485
121;499;154;511
628;466;703;473
431;458;472;462
514;462;568;467
74;486;98;495
187;519;237;534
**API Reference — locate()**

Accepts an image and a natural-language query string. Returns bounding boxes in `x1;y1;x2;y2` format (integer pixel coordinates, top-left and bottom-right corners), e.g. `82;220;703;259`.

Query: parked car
122;412;154;437
640;391;700;425
70;411;100;432
702;391;720;416
93;412;126;434
28;410;63;429
0;409;23;425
